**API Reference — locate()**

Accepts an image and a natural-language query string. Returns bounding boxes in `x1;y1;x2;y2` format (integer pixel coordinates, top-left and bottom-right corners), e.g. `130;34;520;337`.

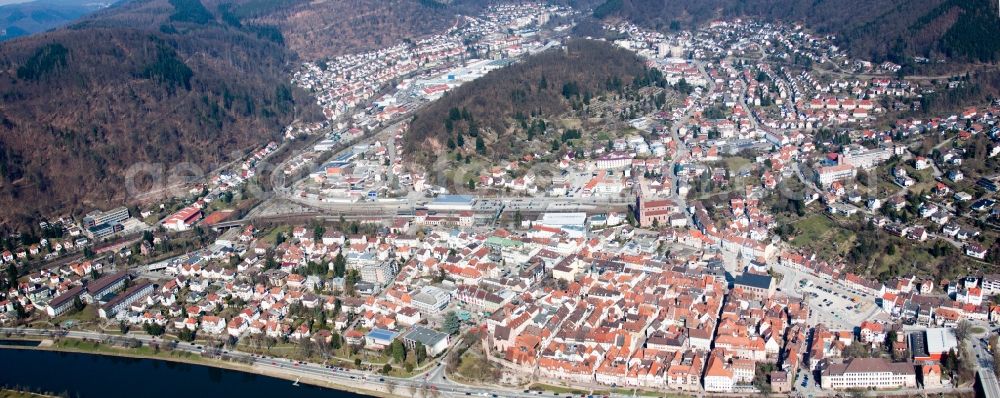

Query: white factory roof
925;328;958;355
540;212;587;227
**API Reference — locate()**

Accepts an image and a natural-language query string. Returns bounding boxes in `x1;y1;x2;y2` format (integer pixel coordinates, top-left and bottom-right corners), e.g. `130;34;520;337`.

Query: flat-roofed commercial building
536;212;587;237
426;195;476;211
83;206;130;228
400;326;450;356
412;286;451;314
911;328;957;362
365;328;399;349
87;222;123;240
841;146;893;170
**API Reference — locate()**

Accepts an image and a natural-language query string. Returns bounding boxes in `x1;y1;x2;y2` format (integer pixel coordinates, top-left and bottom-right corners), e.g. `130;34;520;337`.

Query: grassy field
234;338;430;378
835;225;996;281
53;339;203;361
908;167;937;192
557;118;583;130
788;214;856;260
262;225;292;245
869;242;933;277
527;383;590;395
442;158;486;191
453;348;500;383
722;156;752;173
56;305;98;324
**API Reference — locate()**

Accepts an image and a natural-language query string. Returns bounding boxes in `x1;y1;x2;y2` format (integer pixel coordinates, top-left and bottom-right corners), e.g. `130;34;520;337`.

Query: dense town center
1;5;999;398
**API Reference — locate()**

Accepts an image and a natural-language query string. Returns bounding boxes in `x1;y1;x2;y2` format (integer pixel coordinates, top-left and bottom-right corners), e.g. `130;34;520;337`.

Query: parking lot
800;281;881;329
769;260;887;330
715;246;890;331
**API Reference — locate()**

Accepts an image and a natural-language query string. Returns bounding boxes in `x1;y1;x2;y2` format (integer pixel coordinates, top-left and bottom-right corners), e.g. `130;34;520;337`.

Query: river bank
0;390;55;398
0;340;398;398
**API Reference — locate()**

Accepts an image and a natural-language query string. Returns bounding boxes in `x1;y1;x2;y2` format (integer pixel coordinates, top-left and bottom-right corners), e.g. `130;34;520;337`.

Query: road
814;60;1000;82
663;59;714;225
972;336;1000;398
790;162;821;197
730;56;760;133
0;327;628;398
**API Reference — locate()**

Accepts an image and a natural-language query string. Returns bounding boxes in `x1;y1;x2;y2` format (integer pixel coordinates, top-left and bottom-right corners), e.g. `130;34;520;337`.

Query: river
0;348;373;398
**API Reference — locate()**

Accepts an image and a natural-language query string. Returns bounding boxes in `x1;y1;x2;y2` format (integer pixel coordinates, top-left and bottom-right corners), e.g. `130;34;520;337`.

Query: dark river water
0;348;373;398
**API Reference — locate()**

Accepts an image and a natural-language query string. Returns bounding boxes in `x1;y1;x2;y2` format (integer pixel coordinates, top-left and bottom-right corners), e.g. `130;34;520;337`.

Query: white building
537;212;587;237
426;195;476;212
815;164;856;187
98;282;153;319
840;145;893;170
820;358;916;390
411;286;451;314
703;354;735;392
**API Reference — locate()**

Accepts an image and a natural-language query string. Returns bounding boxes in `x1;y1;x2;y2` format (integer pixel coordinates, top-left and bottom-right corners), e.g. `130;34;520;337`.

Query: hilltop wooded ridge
247;0;462;60
591;0;1000;64
405;39;660;167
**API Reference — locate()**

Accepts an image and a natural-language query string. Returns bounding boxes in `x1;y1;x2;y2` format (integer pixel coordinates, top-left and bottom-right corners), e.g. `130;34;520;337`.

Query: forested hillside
590;0;1000;64
246;0;462;60
405;39;663;167
0;0;319;229
0;0;500;229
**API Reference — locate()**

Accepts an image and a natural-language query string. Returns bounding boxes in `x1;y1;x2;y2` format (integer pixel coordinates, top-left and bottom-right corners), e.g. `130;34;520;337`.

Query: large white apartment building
815;163;857;187
840;145;894;170
980;274;1000;296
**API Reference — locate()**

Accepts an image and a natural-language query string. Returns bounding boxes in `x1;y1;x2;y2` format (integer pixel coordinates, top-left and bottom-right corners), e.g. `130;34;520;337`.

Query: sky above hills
0;0;108;40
